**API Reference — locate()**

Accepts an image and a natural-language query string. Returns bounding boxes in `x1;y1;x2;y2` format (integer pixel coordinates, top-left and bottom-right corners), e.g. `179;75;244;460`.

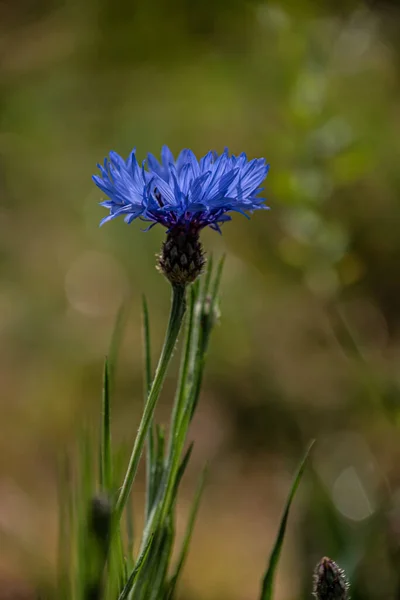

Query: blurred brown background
2;0;400;598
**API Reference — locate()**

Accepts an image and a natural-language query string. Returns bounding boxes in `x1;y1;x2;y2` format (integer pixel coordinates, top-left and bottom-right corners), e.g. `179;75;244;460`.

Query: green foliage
58;261;227;599
100;359;112;493
5;2;400;596
116;284;187;521
260;440;315;600
166;467;207;600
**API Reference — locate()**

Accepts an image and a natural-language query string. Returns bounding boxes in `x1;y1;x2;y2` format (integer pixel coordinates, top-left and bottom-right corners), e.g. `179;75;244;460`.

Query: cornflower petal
206;168;239;203
93;146;269;231
151;175;178;207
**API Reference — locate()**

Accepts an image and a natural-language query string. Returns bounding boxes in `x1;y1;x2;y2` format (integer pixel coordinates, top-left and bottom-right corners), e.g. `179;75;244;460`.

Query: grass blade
108;300;131;390
167;467;207;599
116;285;186;520
143;295;155;522
149;522;174;600
100;300;131;492
148;425;166;512
117;534;155;600
203;253;214;298
126;492;134;570
100;358;112;492
142;295;153;394
208;254;225;320
260;440;315;600
174;443;194;494
166;287;196;465
189;254;225;420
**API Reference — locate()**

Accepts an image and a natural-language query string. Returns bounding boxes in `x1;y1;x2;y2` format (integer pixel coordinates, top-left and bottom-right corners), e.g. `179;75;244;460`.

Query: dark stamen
154;188;164;207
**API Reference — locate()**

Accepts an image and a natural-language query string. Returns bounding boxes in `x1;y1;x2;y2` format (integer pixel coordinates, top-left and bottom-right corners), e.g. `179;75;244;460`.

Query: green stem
166;286;196;464
115;284;186;520
142;296;155;521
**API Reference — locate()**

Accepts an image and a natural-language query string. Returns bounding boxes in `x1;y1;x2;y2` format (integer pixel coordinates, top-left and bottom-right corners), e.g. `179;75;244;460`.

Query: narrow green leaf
133;263;223;591
167;467;207;599
208;254;225;321
107;523;127;598
189;254;225;420
166;287;196;467
116;284;186;520
126;492;135;571
100;358;112;492
149;521;174;600
106;445;130;597
142;295;155;522
203;253;214;298
142;295;153;395
108;300;132;390
99;301;131;495
149;425;166;512
137;404;193;568
141;443;194;600
134;521;174;600
100;301;130;493
117;534;155;600
260;440;315;600
174;442;194;494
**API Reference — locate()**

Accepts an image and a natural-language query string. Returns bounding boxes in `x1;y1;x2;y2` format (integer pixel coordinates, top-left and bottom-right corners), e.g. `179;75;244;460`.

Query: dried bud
158;228;205;286
313;557;350;600
196;293;221;332
89;493;112;547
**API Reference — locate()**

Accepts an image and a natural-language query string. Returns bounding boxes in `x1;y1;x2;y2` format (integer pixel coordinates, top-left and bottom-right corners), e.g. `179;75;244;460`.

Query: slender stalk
115;284;186;520
260;440;315;600
126;493;134;569
189;255;225;420
142;296;155;521
133;395;192;574
134;263;222;568
100;358;112;492
167;466;207;599
166;286;196;463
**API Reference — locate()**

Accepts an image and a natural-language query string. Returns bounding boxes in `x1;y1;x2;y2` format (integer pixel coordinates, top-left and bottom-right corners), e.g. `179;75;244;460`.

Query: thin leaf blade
260;440;315;600
117;534;155;600
143;295;155;522
100;358;112;492
167;466;207;599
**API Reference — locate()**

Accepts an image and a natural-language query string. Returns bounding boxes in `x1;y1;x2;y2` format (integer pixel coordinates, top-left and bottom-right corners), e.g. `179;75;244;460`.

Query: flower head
313;557;350;600
93;146;269;234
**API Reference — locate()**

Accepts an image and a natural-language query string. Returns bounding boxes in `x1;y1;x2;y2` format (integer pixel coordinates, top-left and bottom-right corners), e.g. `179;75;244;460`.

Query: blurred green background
2;0;400;597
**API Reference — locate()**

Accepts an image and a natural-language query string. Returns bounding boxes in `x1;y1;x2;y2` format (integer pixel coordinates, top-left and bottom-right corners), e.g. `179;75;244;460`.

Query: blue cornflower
93;146;269;234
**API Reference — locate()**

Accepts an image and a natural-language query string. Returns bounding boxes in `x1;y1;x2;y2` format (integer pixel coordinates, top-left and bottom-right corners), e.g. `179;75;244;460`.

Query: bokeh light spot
65;251;129;317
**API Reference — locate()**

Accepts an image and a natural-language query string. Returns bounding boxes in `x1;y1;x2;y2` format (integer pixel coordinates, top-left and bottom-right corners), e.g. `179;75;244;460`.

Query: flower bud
158;228;205;285
89;493;112;548
313;557;350;600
